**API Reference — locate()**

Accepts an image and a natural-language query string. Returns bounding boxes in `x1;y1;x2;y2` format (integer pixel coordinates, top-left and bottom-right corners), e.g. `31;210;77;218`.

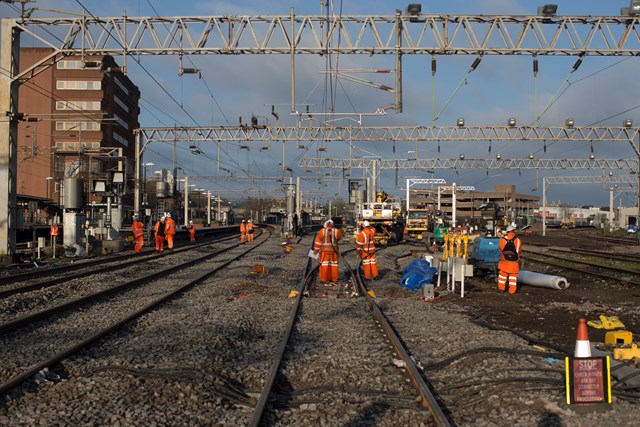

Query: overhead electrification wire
433;55;483;123
143;0;230;126
72;0;253;180
535;55;584;123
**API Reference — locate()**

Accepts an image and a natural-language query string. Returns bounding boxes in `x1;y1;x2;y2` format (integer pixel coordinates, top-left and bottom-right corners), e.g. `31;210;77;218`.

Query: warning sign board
565;356;611;405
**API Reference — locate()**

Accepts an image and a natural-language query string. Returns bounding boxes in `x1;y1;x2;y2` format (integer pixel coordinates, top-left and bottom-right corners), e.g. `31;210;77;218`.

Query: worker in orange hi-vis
239;219;247;243
356;220;379;280
131;214;144;254
313;219;343;283
154;216;166;253
246;219;256;242
497;224;522;295
164;212;176;249
50;221;59;258
187;220;196;243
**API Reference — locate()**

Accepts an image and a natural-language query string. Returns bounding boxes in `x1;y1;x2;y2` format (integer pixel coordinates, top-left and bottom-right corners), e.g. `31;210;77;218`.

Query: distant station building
414;184;539;227
16;48;140;227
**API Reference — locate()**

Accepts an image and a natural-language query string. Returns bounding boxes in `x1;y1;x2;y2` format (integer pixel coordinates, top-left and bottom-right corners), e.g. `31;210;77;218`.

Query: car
627;225;638;234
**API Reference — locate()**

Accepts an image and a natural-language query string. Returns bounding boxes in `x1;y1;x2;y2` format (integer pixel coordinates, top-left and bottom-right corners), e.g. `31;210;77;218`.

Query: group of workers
239;219;256;243
311;218;522;296
129;213;197;254
311;219;379;283
76;209;524;295
152;213;176;253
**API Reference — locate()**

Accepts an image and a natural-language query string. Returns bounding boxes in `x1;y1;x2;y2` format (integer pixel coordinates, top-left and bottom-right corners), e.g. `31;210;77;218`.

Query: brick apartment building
17;48;140;223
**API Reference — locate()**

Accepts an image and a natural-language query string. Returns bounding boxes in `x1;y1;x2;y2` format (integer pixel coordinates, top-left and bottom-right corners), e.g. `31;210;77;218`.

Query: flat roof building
17;48;140;223
408;184;540;226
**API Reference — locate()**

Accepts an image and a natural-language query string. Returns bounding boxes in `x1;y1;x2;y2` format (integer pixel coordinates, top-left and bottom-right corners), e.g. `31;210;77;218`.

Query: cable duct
517;270;569;290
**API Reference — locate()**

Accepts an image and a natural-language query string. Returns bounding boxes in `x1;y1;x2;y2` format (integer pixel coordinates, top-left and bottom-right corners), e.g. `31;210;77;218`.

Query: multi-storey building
17;48;140;224
408;184;540;226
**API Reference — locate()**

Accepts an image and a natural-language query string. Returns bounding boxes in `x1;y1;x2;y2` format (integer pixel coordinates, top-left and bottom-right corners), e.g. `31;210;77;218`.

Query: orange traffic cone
574;318;592;358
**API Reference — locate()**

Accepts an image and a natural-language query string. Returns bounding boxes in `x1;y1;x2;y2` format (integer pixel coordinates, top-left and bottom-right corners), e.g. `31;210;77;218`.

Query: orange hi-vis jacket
240;222;247;234
131;220;144;239
314;225;343;255
164;217;176;235
498;231;522;274
50;224;59;236
356;227;376;254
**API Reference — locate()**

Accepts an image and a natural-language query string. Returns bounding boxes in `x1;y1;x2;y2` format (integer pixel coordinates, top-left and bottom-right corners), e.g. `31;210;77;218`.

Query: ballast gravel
0;230;638;426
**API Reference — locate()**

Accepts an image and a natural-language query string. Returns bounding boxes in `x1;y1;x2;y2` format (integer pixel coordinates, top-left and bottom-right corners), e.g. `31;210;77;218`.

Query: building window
114;113;129;130
55;141;101;152
56;60;101;70
56;100;101;111
55;121;101;131
113;76;130;95
56;80;102;90
113;132;129;147
114;95;129;113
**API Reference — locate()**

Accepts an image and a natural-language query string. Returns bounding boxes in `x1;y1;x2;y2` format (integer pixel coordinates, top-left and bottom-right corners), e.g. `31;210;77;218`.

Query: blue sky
2;0;639;208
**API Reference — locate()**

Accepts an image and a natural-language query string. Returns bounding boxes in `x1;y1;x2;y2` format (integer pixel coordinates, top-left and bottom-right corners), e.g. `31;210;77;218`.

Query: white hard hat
324;219;333;227
189;220;193;224
242;219;245;222
362;220;370;227
132;214;139;220
166;213;171;218
248;219;252;223
506;225;516;232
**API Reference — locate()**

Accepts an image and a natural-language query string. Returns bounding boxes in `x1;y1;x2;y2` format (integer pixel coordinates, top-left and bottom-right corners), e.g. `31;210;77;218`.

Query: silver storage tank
350;189;365;206
156;181;170;198
63;178;84;210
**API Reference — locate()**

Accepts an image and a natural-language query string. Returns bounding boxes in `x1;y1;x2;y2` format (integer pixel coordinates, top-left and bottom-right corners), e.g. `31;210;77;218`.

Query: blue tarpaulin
400;258;438;291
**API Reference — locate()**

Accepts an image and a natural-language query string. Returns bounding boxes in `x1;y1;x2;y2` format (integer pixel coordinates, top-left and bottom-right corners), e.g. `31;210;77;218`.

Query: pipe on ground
517;270;569;290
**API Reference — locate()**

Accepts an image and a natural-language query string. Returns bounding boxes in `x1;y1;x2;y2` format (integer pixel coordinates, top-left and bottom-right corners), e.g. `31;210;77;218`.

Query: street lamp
142;162;154;212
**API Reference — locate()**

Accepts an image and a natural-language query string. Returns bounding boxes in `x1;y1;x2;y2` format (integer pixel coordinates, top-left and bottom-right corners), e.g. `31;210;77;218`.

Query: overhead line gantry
2;9;640;257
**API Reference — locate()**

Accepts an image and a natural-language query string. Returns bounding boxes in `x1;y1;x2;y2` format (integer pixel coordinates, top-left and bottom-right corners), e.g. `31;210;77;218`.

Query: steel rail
249;252;314;427
524;252;640;286
0;231;269;396
0;230;263;336
0;233;239;298
546;247;640;264
352;262;451;427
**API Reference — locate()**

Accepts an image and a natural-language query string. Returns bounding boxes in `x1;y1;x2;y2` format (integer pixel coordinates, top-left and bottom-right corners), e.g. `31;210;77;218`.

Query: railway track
0;230;270;396
525;247;640;285
250;251;450;426
0;232;237;300
563;227;639;246
0;227;238;293
1;230;638;426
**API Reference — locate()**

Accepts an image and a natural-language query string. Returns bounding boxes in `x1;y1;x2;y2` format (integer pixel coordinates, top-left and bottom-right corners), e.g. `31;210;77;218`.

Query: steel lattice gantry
3;11;640;257
10;13;640;83
544;175;638;185
297;157;639;171
137;125;640;144
134;123;640;208
298;157;639;199
541;174;638;236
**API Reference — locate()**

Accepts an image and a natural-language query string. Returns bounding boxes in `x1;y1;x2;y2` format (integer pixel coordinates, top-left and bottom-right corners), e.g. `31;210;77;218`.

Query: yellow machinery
360;192;404;246
437;231;472;297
